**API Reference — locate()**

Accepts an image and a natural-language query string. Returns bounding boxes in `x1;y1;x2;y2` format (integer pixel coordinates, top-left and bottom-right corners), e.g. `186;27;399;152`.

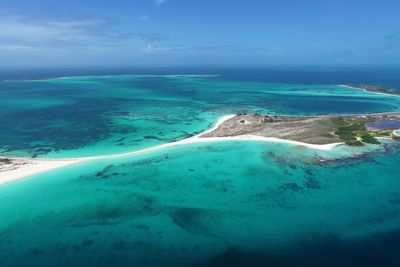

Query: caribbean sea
0;67;400;266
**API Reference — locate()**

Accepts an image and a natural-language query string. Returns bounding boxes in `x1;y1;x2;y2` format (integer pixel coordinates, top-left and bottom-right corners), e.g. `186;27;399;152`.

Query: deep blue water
1;141;400;267
1;68;400;157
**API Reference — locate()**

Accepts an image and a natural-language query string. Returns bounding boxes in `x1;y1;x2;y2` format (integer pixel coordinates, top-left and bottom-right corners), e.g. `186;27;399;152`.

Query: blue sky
0;0;399;67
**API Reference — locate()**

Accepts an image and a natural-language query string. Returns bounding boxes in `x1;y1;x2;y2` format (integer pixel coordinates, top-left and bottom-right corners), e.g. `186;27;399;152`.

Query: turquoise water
1;72;400;266
0;141;400;267
1;75;399;157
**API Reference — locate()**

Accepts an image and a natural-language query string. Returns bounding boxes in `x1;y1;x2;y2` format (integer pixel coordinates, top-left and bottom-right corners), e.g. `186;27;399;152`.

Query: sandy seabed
0;115;342;185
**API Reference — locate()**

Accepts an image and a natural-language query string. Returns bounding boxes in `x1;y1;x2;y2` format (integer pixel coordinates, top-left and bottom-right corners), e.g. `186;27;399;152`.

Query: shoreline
339;84;400;98
0;114;343;186
0;158;82;185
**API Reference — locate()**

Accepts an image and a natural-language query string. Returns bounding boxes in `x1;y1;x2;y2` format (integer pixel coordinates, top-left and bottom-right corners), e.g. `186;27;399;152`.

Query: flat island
202;113;400;146
1;112;400;185
343;84;400;96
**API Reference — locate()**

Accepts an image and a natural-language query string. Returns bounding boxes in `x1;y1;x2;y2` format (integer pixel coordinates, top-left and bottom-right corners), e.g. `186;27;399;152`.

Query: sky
0;0;399;67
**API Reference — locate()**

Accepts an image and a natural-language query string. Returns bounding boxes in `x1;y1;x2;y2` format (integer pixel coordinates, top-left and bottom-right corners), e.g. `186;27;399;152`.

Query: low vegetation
369;130;393;137
331;117;380;146
361;134;381;144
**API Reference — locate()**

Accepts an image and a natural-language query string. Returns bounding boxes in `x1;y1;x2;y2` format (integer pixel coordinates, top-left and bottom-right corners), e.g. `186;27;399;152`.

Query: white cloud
154;0;167;7
0;15;108;42
136;44;284;56
138;44;185;54
0;13;169;47
0;44;38;51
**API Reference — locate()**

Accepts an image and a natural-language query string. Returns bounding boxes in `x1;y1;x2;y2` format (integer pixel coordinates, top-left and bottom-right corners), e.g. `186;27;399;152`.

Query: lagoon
1;70;400;267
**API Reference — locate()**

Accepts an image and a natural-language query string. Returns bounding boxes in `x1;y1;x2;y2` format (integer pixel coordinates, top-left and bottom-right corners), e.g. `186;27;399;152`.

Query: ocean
0;67;400;267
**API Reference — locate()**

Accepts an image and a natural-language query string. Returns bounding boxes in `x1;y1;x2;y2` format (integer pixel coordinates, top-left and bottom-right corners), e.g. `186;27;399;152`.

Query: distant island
343;84;400;96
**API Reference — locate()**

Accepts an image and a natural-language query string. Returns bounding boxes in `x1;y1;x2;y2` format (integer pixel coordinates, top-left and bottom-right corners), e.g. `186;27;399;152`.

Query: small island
202;113;400;146
1;112;400;185
344;84;400;96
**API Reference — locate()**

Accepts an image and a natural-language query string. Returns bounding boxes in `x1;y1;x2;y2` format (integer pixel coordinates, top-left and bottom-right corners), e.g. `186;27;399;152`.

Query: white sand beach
0;114;343;185
339;84;400;98
0;158;83;185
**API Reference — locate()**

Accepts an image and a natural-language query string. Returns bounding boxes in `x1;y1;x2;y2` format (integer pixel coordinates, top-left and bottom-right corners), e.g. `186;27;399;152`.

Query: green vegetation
345;140;365;146
331;117;380;146
369;130;392;137
361;134;381;144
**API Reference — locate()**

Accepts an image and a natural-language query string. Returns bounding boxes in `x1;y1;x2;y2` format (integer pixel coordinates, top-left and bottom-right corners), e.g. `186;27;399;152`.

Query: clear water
0;74;399;157
0;141;399;267
1;68;400;267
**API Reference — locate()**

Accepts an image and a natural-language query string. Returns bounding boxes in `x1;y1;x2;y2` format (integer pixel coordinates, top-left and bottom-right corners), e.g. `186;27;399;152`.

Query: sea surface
1;70;400;158
1;68;400;267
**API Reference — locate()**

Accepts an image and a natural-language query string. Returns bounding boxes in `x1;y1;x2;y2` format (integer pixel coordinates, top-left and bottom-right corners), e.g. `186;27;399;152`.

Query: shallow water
0;141;399;267
1;75;399;157
1;70;400;267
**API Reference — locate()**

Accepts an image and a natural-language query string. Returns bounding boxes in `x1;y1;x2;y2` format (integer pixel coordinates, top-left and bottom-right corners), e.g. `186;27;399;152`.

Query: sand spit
0;114;343;185
339;84;400;98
